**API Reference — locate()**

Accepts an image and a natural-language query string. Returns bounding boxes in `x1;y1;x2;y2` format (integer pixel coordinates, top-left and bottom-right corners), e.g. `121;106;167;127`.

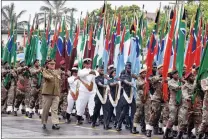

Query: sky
2;1;175;28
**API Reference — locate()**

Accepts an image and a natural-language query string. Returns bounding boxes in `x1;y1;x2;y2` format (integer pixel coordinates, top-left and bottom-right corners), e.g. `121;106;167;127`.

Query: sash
96;86;108;104
108;81;121;107
123;87;133;104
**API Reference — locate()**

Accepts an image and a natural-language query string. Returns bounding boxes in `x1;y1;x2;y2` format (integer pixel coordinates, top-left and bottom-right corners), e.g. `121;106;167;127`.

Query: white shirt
68;75;79;93
78;68;95;93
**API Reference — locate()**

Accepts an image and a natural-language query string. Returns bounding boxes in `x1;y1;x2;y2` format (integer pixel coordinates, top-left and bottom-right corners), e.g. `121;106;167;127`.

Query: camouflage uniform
29;67;42;114
6;68;17;112
146;75;163;136
166;78;181;128
1;68;9;112
14;67;30;113
178;81;196;133
198;78;208;134
133;76;151;129
58;70;70;114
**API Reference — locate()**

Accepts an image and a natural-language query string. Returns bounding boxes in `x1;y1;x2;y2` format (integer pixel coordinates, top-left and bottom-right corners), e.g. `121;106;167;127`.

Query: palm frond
16;10;27;20
1;9;9;21
43;0;54;9
40;6;51;12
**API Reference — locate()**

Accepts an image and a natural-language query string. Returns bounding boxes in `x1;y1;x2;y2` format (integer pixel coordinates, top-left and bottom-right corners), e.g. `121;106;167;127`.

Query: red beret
60;60;65;65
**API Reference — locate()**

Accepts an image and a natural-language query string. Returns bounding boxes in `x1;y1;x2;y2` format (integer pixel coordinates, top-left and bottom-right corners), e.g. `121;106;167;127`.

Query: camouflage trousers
198;91;208;134
133;98;151;127
29;87;42;111
58;91;68;113
166;103;179;129
1;84;8;111
160;102;169;127
146;100;162;130
14;89;26;111
6;85;16;112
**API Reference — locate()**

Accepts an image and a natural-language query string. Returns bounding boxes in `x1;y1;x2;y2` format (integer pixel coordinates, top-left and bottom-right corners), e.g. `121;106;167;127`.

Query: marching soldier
164;70;182;139
116;62;134;131
146;65;164;137
132;68;151;134
41;59;61;130
91;65;108;128
177;72;196;138
6;66;17;114
198;77;208;139
1;62;10;113
66;67;79;123
58;60;71;119
76;58;96;125
13;60;29;116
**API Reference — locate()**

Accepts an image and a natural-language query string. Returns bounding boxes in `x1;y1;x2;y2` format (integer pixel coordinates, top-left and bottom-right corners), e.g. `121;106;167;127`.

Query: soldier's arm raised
168;80;180;91
42;69;53;80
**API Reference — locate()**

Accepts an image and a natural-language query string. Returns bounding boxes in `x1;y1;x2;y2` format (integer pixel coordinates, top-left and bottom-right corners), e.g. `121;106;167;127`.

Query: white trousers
66;93;75;114
76;91;95;116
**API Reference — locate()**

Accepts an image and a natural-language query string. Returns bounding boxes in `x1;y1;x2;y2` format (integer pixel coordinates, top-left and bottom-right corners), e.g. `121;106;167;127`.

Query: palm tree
1;2;28;30
38;0;77;32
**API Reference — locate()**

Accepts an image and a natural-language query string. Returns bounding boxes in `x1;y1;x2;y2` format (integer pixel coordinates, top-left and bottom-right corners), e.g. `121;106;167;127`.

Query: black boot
154;127;159;135
158;127;164;135
104;125;112;130
28;113;33;118
116;124;122;132
113;121;117;128
76;116;83;125
52;124;60;130
21;109;26;114
7;111;11;115
163;128;172;139
49;112;51;116
132;127;139;134
172;130;178;138
197;133;204;139
141;126;146;134
91;122;96;128
65;113;71;123
14;111;17;116
62;111;66;119
99;115;104;124
177;131;184;139
42;124;46;129
204;133;208;139
187;129;196;139
25;111;29;117
146;130;152;137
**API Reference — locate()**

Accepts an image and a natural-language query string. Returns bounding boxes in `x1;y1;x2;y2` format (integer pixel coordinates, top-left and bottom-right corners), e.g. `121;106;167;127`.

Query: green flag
176;8;187;104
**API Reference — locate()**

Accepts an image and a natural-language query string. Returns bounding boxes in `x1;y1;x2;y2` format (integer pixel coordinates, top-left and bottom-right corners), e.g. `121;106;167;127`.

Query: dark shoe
14;111;17;116
163;128;172;139
81;116;84;121
28;113;33;118
125;124;130;130
7;111;11;115
42;124;46;129
35;109;38;114
91;123;95;128
21;109;26;114
25;112;29;117
141;126;146;134
198;133;204;139
177;131;184;139
204;133;208;139
113;121;117;128
132;127;139;134
172;130;178;138
52;124;60;130
66;113;71;124
116;126;122;131
49;112;51;116
105;126;112;130
62;112;66;119
158;127;164;135
76;120;83;125
95;122;100;126
39;115;42;119
154;127;159;135
146;130;152;137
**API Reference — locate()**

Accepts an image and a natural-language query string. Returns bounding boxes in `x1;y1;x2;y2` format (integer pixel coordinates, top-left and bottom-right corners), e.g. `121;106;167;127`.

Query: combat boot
28;113;33;118
76;116;83;125
146;130;152;137
197;133;204;139
25;111;29;117
113;121;117;128
14;111;17;116
21;109;26;114
172;130;178;138
7;111;11;115
131;127;139;134
177;131;184;139
187;129;196;139
116;124;122;132
158;127;164;135
163;128;172;139
61;111;66;119
204;133;208;139
154;127;159;135
42;124;46;129
65;113;71;123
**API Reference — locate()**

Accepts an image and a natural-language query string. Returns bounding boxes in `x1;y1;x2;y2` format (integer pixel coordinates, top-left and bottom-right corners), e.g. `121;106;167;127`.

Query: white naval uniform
66;75;78;114
76;68;96;117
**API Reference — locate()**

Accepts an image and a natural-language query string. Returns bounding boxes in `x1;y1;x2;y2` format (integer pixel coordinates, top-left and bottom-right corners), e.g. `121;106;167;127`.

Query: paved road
2;112;162;139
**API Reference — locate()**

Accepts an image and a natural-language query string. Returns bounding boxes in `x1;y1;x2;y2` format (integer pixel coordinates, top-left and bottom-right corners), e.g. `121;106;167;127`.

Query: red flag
73;24;80;48
88;25;93;50
162;9;177;102
195;17;202;67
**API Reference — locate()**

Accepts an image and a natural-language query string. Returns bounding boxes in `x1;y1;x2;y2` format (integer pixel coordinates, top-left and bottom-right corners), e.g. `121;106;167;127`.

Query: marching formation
1;1;208;139
1;57;208;139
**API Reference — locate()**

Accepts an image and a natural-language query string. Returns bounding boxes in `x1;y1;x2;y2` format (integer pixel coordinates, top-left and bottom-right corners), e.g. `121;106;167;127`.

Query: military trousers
29;87;42;112
1;84;8;111
41;95;59;124
6;85;16;112
14;89;26;111
58;91;68;113
103;99;114;127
